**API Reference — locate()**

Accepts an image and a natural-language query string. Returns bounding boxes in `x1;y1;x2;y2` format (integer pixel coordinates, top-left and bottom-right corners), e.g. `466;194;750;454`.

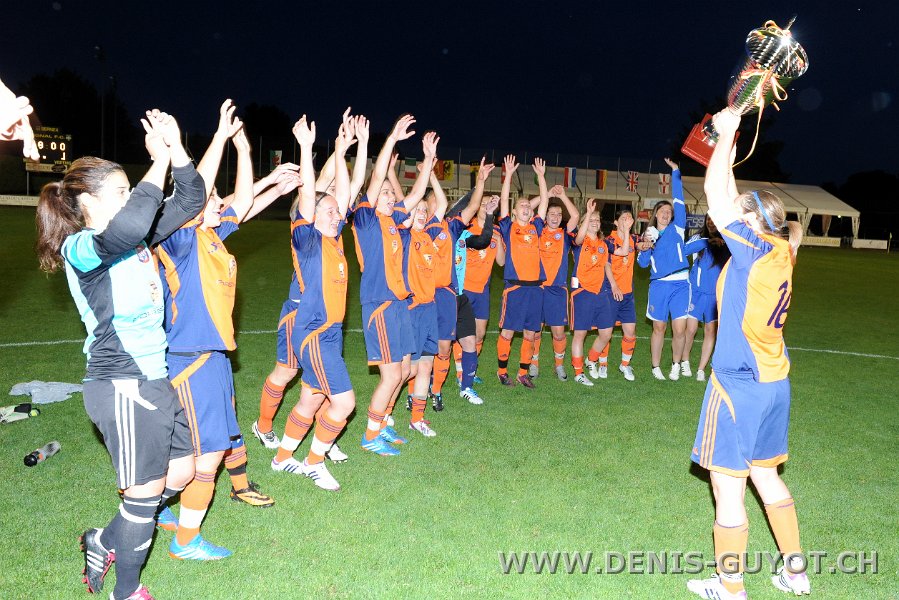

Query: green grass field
1;205;897;599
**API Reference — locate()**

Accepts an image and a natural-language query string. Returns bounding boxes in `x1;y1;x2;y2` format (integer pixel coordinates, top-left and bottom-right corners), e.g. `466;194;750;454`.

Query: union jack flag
658;173;671;195
626;171;639;193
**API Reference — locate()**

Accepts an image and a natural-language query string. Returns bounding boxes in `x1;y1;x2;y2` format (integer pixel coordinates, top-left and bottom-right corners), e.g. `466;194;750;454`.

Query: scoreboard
24;127;73;173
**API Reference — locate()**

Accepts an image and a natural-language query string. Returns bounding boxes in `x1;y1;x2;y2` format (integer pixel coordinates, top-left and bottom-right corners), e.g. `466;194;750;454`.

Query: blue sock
461;351;478;389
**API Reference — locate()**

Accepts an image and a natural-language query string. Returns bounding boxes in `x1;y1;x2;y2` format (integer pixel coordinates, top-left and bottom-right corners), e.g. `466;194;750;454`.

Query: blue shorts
647;278;690;321
276;299;300;369
295;323;352;396
570;288;614;331
169;351;241;456
541;285;569;327
688;289;718;323
691;370;791;477
362;299;415;364
464;287;491;321
612;291;637;325
435;287;457;341
410;301;439;361
499;284;543;332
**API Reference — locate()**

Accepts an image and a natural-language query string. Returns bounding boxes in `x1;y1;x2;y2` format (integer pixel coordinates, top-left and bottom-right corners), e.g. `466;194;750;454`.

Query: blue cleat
378;425;408;445
360;434;401;456
169;534;232;561
473;375;484;385
156;506;178;532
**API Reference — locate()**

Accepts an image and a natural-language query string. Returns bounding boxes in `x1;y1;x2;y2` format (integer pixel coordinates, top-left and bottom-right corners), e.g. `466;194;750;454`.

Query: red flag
595;169;607;190
626;171;639;193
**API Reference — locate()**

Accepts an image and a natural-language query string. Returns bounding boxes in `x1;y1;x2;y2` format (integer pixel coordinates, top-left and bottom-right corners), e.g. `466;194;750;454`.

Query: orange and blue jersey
157;207;240;352
606;231;641;294
713;219;793;383
498;216;545;283
539;226;575;287
430;217;469;293
291;219;349;329
572;234;611;293
463;219;501;294
352;197;410;303
401;219;440;305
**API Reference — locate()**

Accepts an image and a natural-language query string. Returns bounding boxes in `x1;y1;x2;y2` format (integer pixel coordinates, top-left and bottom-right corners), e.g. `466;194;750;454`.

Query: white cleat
619;364;635;381
555;365;568;381
409;420;437;437
652;366;665;381
669;363;681;381
252;420;280;450
598;364;608;379
574;373;594;387
271;456;304;474
586;360;600;379
528;363;539;378
772;567;811;596
385;414;395;427
460;387;484;405
681;360;693;377
686;574;747;599
696;369;706;382
299;458;340;491
326;443;348;463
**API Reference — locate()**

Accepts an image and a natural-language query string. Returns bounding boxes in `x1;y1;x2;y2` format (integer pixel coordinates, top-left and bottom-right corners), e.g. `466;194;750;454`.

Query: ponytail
785;220;803;263
35;182;82;272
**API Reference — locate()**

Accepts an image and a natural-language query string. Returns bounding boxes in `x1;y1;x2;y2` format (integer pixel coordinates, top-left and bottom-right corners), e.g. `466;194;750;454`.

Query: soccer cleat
555;365;568;381
472;375;483;385
619;364;635;381
156;506;178;531
669;363;681;381
252;420;280;450
686;575;747;599
409;420;437;437
271;456;304;474
681;360;693;377
574;374;594;387
378;425;408;444
430;392;444;412
80;528;114;594
598;364;608;379
586;359;600;379
460;387;484;405
169;534;232;560
652;366;666;381
385;414;395;427
327;442;348;463
497;372;516;386
528;363;539;378
299;458;340;491
117;584;156;600
405;394;413;411
230;481;274;507
772;567;811;596
696;369;706;382
517;373;535;388
360;434;401;456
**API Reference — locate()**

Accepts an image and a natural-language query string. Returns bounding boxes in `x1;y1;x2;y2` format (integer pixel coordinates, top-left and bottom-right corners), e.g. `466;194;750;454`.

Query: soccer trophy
681;17;809;166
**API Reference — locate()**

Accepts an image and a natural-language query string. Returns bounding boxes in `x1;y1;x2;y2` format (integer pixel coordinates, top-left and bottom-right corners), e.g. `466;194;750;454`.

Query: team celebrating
6;72;807;599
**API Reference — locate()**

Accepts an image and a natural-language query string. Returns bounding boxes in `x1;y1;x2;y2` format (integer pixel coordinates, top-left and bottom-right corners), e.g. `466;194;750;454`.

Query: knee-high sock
598;342;609;365
460;350;478;390
257;377;285;433
518;339;534;376
111;494;160;600
572;355;584;376
531;335;542;365
176;470;216;546
552;337;567;367
453;342;463;379
587;348;600;363
621;336;636;366
410;395;428;424
307;411;346;464
224;441;249;491
765;498;802;572
497;336;512;375
432;353;451;394
275;407;313;463
714;521;748;594
365;407;386;441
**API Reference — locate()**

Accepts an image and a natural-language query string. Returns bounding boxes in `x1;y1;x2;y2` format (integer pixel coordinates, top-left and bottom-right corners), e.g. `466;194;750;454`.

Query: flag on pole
269;150;282;171
562;167;577;188
658;173;671;195
403;158;418;179
626;171;639;193
595;169;607;190
436;160;454;181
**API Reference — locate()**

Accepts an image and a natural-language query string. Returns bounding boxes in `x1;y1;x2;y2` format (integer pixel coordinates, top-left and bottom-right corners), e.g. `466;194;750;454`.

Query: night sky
2;0;896;185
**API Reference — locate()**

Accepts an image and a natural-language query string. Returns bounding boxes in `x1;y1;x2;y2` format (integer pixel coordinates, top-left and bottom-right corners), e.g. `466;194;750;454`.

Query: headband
751;191;777;231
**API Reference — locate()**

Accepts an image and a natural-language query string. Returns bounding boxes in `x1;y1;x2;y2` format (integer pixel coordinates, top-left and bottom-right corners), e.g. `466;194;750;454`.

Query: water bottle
24;441;61;467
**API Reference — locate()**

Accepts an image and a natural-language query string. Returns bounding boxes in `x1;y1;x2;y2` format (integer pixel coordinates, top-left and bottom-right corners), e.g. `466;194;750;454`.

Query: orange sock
587;348;600;362
552;337;567;366
518;339;534;376
476;341;483;356
496;335;512;375
714;521;748;594
765;498;802;571
258;377;285;433
365;407;386;441
314;398;331;423
176;469;216;545
621;336;636;366
572;355;584;376
275;408;313;463
531;335;542;365
410;395;427;424
307;411;346;464
598;342;609;364
223;444;248;491
382;396;398;427
453;342;463;379
432;354;450;394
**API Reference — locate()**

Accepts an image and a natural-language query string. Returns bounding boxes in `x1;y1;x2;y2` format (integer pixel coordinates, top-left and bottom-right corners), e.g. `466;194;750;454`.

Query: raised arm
241;168;302;222
196;100;242;197
575;199;595;246
533;157;549;221
252;162;299;197
351;115;370;200
314;107;352;192
704;111;742;226
466;196;499;249
224;128;255;222
665;157;687;232
500;154;518;220
462;157;494;225
386;152;406;202
429;169;448;222
293;115;317;222
0;77;39;160
334;117;355;217
366;114;416;200
550;184;579;232
402;131;439;212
